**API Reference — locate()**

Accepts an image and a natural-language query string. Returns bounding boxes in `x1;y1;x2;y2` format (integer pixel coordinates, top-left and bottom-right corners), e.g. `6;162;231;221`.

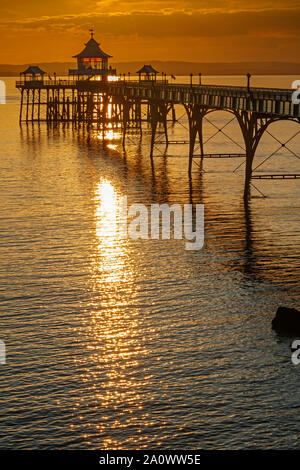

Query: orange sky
0;0;300;64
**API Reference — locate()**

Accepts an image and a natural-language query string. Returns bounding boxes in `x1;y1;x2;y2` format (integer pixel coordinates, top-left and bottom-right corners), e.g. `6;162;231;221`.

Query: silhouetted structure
16;32;300;201
137;65;158;82
69;30;116;80
20;66;45;82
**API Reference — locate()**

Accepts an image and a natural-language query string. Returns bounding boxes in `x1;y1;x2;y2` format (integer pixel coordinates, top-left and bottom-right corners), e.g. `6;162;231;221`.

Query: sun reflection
107;143;118;150
96;127;122;142
74;178;149;448
92;179;126;283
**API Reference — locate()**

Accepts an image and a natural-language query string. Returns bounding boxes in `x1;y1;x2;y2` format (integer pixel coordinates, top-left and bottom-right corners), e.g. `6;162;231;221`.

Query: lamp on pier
190;73;193;87
199;73;202;85
247;73;251;92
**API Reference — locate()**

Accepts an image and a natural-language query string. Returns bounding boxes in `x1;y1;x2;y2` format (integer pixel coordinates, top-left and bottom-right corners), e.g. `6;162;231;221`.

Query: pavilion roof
136;64;159;74
73;37;112;59
22;66;45;75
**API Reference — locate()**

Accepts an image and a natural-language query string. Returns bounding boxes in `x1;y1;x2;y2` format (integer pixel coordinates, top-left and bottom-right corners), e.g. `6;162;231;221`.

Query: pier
16;32;300;200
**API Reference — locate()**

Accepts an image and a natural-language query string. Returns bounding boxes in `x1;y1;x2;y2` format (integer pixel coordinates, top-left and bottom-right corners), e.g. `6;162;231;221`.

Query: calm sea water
0;76;300;449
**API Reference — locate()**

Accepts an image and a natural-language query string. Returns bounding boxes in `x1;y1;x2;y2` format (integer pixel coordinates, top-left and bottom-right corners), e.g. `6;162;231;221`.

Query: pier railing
15;73;300;200
15;76;298;117
16;77;293;98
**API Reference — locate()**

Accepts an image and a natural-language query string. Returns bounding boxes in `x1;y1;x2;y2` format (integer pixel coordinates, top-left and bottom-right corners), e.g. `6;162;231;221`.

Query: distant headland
2;61;300;77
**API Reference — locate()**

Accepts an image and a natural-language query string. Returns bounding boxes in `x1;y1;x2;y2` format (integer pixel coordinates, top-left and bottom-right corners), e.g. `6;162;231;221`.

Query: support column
86;92;94;126
37;89;41;122
122;99;130;147
234;111;278;201
149;101;169;159
25;89;29;122
31;89;35;121
19;89;24;123
185;104;208;175
170;104;176;123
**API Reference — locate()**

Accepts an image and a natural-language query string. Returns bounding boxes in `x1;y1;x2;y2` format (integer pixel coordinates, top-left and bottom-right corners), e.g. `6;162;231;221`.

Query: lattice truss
148;106;300;196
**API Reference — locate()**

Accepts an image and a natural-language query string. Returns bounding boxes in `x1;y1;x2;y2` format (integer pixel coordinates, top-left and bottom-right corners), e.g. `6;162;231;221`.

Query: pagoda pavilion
20;66;45;82
136;65;159;82
69;30;116;80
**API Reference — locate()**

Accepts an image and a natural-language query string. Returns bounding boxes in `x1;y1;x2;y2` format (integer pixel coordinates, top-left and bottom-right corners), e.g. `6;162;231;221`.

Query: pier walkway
16;78;300;200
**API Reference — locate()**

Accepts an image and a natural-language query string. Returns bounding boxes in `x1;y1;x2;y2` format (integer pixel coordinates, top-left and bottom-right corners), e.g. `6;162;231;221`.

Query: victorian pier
16;31;300;200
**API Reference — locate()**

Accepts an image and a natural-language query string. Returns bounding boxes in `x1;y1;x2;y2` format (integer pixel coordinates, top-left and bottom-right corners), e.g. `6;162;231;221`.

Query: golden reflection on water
79;178;149;449
93;179;124;284
96;127;122;143
94;101;122;142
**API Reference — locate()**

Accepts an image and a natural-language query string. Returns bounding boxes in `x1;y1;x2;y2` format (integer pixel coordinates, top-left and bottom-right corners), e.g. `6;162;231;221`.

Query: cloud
1;8;299;39
1;0;300;18
0;2;299;63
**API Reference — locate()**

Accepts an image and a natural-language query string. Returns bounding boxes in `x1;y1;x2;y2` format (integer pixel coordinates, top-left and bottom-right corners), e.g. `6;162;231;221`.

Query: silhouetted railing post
247;73;251;92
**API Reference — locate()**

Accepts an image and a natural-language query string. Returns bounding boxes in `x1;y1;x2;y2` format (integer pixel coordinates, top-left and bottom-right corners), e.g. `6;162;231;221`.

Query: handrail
15;78;293;98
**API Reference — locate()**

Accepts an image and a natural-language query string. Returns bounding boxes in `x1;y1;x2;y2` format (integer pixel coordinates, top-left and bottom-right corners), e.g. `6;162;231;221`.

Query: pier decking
16;76;300;200
16;79;299;118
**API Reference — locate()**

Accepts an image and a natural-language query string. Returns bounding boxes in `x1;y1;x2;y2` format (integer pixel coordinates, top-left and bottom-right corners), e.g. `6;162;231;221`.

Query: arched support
184;104;208;175
234;111;282;201
149;101;169;159
167;103;176;124
121;98;142;146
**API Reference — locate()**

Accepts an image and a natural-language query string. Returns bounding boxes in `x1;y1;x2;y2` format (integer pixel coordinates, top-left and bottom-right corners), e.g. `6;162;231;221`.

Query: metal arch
232;111;300;199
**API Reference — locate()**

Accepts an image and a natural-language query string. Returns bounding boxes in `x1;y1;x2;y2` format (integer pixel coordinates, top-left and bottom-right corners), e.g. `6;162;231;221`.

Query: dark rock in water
272;306;300;336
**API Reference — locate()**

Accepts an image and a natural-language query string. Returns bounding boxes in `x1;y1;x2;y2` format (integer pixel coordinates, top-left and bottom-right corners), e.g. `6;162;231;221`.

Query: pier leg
19;89;24;123
244;145;255;201
185;105;208;174
163;118;169;148
188;127;197;176
234;111;278;201
122;99;131;147
199;119;204;161
38;89;41;122
150;120;158;159
122;103;128;147
26;90;29;122
171;104;176;123
137;101;142;135
149;101;169;158
31;89;35;121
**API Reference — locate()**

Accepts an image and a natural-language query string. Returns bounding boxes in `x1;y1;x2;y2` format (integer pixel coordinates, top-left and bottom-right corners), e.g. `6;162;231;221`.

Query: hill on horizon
1;61;300;76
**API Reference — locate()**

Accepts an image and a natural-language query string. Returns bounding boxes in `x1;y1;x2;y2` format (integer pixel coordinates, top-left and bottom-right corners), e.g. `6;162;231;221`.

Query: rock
272;306;300;336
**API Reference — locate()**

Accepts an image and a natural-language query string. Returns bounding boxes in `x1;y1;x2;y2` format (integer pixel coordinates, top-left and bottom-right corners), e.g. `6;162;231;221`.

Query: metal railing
15;77;293;102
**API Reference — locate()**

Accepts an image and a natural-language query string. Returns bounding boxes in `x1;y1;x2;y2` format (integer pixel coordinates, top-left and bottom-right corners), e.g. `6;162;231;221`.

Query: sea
0;75;299;449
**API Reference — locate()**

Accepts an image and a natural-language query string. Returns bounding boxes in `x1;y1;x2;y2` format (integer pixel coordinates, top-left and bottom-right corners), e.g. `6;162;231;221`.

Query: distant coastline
2;61;300;77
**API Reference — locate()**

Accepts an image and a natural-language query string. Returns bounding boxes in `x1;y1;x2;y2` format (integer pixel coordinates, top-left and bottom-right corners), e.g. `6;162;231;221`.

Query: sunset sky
1;0;300;64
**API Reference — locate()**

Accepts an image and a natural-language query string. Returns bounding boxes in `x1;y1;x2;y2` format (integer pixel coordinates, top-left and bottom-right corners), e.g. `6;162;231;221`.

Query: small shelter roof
136;65;159;74
22;66;45;75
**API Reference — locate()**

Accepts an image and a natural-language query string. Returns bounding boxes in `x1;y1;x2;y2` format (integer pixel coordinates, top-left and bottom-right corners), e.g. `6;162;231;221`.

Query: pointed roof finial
89;28;94;39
